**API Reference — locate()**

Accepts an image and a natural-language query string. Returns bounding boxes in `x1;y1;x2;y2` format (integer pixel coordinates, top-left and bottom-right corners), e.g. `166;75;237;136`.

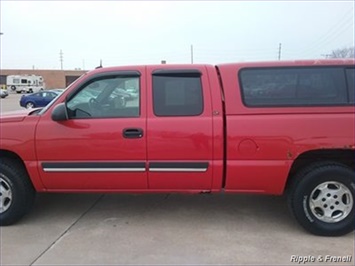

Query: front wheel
0;159;36;225
26;102;35;109
288;162;354;236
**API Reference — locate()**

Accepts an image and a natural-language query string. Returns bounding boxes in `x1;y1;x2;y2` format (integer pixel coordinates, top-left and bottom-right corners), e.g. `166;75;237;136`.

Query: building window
65;75;81;87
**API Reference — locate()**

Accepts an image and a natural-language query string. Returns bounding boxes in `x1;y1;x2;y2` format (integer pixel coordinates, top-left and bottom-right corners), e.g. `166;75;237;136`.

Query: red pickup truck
1;60;354;236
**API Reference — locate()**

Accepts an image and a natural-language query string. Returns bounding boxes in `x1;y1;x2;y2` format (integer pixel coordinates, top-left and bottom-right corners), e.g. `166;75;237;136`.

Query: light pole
191;44;194;64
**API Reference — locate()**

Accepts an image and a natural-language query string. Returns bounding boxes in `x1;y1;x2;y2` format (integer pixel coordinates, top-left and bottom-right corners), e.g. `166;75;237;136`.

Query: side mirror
51;103;68;121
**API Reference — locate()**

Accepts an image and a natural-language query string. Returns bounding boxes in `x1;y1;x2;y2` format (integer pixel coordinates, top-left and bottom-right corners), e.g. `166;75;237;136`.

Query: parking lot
0;93;354;265
1;93;24;112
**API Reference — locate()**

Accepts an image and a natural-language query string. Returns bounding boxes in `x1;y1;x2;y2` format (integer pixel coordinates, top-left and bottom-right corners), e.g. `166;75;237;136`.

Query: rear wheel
0;159;36;225
288;162;354;236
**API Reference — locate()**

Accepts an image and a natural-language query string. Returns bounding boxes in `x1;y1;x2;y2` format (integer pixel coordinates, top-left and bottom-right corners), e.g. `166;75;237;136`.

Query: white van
7;75;45;93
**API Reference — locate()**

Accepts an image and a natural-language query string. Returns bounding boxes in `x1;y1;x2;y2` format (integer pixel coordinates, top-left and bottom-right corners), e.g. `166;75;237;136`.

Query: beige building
0;69;87;89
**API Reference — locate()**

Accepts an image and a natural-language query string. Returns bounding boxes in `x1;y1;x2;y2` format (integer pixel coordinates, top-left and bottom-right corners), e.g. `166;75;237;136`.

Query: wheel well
0;150;26;169
285;149;355;193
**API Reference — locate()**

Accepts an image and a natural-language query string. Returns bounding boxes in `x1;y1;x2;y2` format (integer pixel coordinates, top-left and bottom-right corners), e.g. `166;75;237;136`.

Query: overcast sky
1;1;354;70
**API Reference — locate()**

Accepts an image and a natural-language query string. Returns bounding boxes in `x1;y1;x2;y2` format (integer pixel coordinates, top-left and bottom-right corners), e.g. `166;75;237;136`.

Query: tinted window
153;75;203;116
346;68;354;103
240;67;348;107
67;75;140;118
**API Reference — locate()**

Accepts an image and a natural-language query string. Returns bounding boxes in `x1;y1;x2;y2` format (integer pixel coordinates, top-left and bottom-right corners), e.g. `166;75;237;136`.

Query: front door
35;69;147;190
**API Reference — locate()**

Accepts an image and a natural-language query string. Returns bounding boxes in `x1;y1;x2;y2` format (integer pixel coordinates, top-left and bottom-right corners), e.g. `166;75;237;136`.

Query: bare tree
329;47;354;58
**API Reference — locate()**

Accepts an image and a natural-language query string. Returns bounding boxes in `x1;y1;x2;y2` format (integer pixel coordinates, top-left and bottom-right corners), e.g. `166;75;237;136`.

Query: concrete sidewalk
1;193;354;265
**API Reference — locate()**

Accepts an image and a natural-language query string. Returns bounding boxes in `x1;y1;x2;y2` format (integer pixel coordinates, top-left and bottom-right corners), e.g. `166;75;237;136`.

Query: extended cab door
146;66;217;190
35;68;147;190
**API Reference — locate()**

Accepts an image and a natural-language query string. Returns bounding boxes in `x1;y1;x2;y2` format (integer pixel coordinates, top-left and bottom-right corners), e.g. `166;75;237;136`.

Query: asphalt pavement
0;93;354;265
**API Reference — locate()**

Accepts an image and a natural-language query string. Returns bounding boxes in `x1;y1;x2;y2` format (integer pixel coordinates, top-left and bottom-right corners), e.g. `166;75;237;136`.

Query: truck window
239;67;348;107
152;74;203;116
346;68;354;103
66;75;140;118
21;79;28;84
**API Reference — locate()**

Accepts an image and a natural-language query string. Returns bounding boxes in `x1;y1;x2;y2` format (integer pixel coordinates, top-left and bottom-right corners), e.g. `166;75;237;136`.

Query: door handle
123;128;144;138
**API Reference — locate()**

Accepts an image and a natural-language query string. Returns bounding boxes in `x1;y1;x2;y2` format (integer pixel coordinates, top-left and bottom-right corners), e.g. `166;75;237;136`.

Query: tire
288;162;355;236
0;159;36;225
26;102;35;109
10;85;16;91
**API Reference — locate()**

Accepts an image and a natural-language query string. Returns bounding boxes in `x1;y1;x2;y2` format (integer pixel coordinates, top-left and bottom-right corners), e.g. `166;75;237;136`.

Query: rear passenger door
146;67;214;190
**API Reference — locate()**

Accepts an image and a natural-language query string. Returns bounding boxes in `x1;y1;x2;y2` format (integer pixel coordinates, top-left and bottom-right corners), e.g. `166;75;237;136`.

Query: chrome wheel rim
309;181;353;223
0;176;13;214
26;102;34;109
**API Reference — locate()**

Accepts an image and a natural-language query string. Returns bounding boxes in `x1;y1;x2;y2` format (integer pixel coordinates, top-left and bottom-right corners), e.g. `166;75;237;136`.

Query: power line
303;20;354;55
290;8;354;55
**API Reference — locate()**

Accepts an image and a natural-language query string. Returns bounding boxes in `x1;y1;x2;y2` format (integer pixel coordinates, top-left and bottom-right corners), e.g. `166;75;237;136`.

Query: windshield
38;73;86;115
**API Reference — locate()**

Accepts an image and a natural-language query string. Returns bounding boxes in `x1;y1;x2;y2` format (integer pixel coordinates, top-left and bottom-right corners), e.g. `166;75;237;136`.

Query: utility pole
191;44;194;64
59;50;63;70
278;43;282;60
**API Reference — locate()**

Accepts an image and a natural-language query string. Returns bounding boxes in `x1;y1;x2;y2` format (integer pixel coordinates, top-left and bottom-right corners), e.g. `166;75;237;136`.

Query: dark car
20;90;60;109
0;89;9;98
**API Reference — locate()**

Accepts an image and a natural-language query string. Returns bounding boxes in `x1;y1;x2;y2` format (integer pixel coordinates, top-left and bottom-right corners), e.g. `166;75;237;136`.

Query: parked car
19;90;60;109
126;87;139;99
50;88;65;93
0;89;9;99
110;88;133;107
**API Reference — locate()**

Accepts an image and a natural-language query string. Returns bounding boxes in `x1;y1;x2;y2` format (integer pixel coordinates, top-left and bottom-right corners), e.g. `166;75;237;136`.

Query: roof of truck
86;59;354;76
217;59;355;68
